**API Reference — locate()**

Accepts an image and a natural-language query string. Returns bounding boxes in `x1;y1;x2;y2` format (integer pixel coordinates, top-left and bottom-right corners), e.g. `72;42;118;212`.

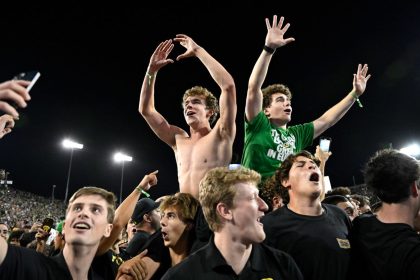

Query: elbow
222;81;235;94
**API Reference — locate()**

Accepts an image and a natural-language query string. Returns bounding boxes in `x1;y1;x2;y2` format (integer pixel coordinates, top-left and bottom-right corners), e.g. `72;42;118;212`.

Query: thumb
138;249;148;258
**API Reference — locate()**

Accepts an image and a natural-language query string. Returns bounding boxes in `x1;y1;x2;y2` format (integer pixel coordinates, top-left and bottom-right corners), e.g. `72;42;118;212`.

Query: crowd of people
1;14;419;280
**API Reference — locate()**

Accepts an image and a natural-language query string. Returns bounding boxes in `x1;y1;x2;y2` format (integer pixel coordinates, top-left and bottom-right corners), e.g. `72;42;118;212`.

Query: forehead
271;93;290;101
161;206;180;215
0;224;8;230
68;194;108;210
234;182;258;197
292;156;314;165
183;95;206;103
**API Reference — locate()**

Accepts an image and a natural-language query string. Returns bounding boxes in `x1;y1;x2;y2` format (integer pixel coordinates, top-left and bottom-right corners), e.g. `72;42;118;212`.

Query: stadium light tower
62;139;84;202
113;152;133;205
400;143;420;158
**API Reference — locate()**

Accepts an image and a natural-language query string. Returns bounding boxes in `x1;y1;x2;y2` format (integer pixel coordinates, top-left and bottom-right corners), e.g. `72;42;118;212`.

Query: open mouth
162;231;168;239
73;222;91;230
186;111;195;116
284;108;292;113
309;172;320;183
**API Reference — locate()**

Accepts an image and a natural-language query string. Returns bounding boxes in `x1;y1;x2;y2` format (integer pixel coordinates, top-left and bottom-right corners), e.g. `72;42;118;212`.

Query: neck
63;243;98;280
288;197;323;216
269;118;288;129
214;231;252;275
189;124;211;138
377;201;417;228
168;245;189;267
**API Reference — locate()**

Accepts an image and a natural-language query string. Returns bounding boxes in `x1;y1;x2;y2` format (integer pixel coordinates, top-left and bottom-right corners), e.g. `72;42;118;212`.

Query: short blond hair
67;187;116;223
199;166;261;232
182;86;219;125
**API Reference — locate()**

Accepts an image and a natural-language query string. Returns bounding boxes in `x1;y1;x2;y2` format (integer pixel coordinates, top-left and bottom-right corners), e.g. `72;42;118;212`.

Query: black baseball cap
131;198;160;224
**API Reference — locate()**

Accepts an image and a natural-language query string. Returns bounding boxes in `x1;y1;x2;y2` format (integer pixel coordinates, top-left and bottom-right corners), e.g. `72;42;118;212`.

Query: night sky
1;2;419;202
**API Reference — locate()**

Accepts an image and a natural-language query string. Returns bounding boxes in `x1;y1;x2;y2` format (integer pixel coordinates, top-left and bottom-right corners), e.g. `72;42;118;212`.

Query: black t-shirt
349;213;420;280
125;230;150;257
0;246;72;280
162;237;303;280
91;250;121;280
142;229;172;280
262;204;352;280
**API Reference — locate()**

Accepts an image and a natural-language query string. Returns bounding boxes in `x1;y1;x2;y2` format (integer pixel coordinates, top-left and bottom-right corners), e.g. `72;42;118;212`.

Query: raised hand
0;80;31;118
137;170;159;192
148;40;175;73
173;34;200;61
265;15;295;49
353;64;371;96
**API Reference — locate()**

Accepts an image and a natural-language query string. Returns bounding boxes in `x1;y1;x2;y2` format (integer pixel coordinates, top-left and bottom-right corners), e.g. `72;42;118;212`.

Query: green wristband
351;92;363;108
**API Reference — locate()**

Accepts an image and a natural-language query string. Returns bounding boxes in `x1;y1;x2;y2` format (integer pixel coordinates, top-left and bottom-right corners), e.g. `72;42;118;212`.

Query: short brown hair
182;86;219;125
199;166;261;232
262;84;292;110
159;192;199;224
275;150;320;186
67;187;116;223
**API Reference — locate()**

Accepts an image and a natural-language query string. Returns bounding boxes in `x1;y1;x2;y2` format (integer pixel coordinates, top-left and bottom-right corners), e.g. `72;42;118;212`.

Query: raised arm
97;171;158;256
313;64;371;138
315;145;332;201
139;40;187;148
246;15;295;121
174;34;236;138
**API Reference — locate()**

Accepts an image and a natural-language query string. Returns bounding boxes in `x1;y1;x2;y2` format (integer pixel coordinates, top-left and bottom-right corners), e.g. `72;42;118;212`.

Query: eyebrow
72;202;104;210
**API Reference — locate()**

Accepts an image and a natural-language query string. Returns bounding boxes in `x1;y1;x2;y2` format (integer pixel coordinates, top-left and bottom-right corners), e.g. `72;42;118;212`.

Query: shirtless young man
139;34;236;198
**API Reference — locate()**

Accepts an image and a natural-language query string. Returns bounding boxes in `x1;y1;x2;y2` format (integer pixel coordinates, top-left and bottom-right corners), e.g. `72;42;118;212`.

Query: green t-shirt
241;111;314;181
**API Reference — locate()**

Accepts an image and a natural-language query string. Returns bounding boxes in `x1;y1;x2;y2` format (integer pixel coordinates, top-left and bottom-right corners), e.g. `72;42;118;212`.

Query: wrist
350;91;363;108
135;185;151;197
263;45;276;54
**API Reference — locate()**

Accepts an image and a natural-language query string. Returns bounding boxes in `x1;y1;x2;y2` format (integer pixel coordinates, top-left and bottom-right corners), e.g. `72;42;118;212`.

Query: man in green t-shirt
242;15;371;181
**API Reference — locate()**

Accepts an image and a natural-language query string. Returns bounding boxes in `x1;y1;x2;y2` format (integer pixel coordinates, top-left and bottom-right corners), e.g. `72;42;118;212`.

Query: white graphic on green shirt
267;129;296;161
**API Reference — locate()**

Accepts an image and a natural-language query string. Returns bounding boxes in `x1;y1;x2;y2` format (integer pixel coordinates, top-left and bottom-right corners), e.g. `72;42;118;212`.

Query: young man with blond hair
139;34;236;199
162;166;303;279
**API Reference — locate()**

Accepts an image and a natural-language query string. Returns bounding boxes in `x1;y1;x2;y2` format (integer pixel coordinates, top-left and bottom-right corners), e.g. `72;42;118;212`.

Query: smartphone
319;137;332;152
41;217;54;233
13;70;41;92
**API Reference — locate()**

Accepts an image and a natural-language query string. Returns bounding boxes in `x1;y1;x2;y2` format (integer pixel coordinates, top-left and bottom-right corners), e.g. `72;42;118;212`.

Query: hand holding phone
319;137;332;152
13;71;41;92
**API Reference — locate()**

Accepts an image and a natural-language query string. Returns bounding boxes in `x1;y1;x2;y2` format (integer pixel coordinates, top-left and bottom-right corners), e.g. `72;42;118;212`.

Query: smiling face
282;156;322;200
229;182;268;244
63;194;113;247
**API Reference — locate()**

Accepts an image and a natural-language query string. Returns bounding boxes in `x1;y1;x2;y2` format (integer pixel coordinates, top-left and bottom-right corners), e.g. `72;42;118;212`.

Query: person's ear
272;195;283;209
411;181;419;198
206;108;214;119
281;179;291;189
104;224;113;238
263;107;270;117
216;202;232;222
143;214;151;223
